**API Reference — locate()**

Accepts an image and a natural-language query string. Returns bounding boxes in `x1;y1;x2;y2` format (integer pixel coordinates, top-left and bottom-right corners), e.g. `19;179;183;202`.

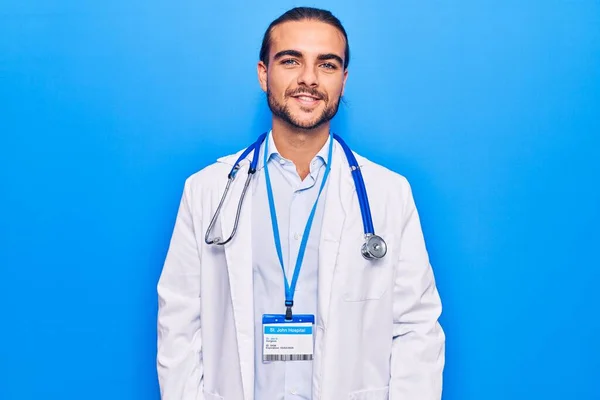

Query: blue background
1;1;599;399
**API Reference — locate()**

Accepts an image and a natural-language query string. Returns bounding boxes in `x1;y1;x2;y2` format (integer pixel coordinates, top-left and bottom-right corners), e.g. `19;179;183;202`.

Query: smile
292;95;322;106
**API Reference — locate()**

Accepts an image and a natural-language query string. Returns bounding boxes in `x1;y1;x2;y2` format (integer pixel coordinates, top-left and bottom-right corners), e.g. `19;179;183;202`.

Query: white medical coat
157;142;445;400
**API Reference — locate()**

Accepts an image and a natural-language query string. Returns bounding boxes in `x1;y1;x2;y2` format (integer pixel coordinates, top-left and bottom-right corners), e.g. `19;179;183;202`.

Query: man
157;7;445;400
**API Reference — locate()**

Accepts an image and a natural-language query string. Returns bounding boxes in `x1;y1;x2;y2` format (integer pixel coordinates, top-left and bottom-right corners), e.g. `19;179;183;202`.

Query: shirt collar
256;130;331;171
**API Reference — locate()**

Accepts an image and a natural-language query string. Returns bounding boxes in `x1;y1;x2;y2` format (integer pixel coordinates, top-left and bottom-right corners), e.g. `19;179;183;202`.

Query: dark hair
259;7;350;69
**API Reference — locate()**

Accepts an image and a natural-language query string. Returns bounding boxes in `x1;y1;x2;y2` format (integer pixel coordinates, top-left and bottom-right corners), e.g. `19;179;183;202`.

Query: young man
157;7;445;400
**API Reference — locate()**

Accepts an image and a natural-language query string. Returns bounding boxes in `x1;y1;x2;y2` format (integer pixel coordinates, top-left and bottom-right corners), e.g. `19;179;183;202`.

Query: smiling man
157;7;445;400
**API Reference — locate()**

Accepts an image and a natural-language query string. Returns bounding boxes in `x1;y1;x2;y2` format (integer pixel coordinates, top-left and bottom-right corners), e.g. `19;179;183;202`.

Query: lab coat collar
219;160;255;400
315;143;354;329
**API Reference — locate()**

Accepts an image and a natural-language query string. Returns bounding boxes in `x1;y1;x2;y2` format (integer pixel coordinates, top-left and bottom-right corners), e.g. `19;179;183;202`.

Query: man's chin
286;112;327;129
287;118;326;131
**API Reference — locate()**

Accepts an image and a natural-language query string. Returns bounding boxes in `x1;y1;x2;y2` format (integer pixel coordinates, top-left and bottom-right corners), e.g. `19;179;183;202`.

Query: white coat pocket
342;235;394;302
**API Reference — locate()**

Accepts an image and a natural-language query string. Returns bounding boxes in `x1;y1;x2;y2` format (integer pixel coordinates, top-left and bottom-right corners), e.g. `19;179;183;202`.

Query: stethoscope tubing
208;132;381;252
333;134;374;235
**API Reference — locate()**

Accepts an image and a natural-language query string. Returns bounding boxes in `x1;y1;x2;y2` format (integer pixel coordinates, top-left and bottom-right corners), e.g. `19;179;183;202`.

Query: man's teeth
298;96;316;101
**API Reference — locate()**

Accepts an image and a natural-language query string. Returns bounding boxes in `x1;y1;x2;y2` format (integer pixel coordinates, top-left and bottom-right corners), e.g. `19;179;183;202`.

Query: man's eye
282;59;298;65
321;63;337;70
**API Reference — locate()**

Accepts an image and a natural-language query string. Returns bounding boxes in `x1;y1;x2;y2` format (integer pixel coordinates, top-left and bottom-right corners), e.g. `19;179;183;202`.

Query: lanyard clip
284;300;294;320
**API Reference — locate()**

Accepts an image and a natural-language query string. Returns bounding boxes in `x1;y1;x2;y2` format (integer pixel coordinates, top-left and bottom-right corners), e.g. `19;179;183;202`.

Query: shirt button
294;233;300;240
279;158;286;165
290;388;298;395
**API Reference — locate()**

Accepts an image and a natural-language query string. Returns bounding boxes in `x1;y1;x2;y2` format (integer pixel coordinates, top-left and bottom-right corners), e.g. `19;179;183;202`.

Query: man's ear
257;61;268;92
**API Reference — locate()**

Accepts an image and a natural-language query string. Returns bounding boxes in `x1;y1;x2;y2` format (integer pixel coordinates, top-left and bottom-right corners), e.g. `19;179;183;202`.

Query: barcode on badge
263;354;313;361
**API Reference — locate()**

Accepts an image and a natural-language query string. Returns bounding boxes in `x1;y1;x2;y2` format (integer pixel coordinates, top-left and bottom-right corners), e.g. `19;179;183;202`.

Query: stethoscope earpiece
361;234;387;260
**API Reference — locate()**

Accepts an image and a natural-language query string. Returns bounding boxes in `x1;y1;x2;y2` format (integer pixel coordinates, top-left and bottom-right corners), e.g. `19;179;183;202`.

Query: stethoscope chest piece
361;234;387;260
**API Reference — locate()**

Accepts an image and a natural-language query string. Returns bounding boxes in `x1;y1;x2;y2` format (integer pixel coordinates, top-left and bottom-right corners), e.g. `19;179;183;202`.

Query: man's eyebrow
317;53;344;66
273;49;303;60
272;50;344;67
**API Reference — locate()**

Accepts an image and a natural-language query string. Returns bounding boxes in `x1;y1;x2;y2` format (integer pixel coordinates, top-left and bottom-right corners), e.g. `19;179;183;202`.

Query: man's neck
271;119;330;180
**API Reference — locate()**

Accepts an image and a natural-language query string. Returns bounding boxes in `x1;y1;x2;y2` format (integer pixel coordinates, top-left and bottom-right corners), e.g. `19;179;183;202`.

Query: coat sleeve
389;178;445;399
157;178;204;400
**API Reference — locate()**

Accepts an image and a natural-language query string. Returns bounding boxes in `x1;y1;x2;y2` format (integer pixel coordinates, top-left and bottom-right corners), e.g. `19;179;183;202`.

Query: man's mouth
291;93;322;106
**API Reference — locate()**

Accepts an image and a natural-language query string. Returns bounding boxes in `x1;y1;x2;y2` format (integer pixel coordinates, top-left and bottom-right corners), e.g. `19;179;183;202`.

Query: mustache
285;87;327;101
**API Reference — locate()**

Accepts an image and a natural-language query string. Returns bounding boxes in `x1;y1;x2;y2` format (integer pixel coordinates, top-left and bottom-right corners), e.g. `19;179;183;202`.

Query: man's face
258;20;348;131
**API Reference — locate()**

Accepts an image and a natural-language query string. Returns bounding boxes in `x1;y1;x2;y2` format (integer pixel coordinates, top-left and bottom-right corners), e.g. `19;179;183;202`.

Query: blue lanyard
263;132;334;320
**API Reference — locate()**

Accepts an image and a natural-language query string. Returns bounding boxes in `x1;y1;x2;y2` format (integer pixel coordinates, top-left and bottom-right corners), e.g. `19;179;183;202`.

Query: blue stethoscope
204;132;387;260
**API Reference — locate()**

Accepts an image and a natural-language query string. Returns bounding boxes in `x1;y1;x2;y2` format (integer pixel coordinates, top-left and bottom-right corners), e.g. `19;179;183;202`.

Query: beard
267;84;342;131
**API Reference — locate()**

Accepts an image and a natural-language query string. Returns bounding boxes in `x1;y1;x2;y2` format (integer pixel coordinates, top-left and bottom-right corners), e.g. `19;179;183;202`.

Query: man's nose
297;65;318;87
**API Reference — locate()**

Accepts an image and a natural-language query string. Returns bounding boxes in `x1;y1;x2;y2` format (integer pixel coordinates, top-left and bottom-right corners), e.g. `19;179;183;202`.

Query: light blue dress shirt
251;132;330;400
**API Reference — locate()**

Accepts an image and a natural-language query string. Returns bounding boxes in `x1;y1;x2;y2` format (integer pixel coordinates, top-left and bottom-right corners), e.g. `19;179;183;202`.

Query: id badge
262;314;314;362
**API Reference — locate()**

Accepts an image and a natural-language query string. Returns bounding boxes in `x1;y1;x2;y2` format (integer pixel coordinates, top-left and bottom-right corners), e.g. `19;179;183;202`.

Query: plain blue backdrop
1;1;599;399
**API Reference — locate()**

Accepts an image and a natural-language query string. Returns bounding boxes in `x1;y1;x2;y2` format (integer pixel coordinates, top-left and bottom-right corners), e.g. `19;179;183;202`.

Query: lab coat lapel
318;143;354;328
220;161;254;400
